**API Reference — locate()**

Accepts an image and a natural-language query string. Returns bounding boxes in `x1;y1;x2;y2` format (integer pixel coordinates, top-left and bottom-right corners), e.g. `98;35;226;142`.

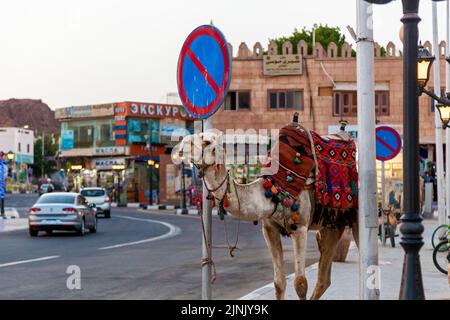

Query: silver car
80;187;111;218
28;192;97;237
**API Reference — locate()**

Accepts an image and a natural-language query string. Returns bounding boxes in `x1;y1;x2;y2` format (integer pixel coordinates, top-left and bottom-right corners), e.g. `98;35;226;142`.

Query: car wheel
104;210;111;219
29;228;39;237
76;219;86;236
89;218;97;233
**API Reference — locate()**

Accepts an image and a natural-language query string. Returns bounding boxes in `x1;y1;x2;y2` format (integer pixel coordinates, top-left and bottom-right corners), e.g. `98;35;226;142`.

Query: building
55;102;195;204
211;39;449;202
0;127;34;189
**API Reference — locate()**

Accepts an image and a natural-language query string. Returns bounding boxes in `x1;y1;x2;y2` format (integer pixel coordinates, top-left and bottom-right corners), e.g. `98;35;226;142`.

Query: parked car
28;192;97;237
80;187;111;218
39;183;55;196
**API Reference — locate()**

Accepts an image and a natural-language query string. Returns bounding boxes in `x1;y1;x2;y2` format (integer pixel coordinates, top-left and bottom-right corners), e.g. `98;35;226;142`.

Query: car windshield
81;189;105;197
37;194;76;204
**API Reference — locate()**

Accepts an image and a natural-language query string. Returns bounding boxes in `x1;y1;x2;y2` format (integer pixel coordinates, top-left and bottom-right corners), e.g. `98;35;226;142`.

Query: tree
32;133;59;179
270;24;386;57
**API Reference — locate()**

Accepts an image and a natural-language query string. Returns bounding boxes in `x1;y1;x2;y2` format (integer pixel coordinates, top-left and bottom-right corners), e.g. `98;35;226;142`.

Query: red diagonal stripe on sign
186;48;220;95
376;136;396;153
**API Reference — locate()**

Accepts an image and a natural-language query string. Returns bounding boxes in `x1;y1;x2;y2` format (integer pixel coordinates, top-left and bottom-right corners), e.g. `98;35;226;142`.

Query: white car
80;187;111;218
29;192;97;237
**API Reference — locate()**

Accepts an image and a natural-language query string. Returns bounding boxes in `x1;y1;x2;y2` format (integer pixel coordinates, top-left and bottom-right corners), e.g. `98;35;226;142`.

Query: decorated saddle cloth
262;123;358;228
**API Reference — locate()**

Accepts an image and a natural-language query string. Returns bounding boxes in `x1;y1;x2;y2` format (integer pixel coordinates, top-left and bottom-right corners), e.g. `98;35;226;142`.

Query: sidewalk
241;219;449;300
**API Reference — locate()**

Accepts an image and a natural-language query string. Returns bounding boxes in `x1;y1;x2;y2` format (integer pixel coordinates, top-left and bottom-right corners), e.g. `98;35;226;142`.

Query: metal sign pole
381;161;386;246
357;0;379;300
202;116;213;300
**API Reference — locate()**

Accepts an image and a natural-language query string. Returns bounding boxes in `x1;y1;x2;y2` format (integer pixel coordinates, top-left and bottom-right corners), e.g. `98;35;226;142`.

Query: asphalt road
0;194;320;300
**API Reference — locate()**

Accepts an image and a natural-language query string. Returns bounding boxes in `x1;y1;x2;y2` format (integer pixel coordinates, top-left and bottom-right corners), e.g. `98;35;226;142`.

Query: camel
177;129;359;300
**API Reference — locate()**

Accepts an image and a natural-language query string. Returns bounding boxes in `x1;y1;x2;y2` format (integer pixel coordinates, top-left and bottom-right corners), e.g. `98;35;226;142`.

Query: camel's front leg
262;219;286;300
310;226;345;300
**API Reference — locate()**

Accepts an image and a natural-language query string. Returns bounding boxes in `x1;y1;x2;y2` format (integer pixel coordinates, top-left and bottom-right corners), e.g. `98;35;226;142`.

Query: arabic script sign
263;55;302;76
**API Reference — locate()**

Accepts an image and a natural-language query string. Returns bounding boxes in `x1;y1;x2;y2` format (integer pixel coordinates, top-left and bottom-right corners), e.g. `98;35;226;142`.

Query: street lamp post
364;0;447;300
112;164;125;207
148;160;155;206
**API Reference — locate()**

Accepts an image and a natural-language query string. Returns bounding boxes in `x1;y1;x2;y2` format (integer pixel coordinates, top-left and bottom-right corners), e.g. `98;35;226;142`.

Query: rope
199;199;217;284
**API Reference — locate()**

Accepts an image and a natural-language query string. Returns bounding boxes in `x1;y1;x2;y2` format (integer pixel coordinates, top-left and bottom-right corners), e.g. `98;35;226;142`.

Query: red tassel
263;179;272;189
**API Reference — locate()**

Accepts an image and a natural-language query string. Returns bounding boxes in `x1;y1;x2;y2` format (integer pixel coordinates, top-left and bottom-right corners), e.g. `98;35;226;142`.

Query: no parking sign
376;126;402;162
177;25;232;119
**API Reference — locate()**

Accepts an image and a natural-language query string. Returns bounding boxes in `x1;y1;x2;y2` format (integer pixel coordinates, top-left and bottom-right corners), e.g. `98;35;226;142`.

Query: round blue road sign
177;25;231;119
376;126;402;162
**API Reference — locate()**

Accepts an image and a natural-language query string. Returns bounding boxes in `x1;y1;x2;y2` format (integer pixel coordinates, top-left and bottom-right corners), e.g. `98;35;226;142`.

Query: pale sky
0;0;448;109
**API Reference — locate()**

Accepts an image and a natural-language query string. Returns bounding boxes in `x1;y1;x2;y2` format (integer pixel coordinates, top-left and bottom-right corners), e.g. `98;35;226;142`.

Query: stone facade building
212;39;448;147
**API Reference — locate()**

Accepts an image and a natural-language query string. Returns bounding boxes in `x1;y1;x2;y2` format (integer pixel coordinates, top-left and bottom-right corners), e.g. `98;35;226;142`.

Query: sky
0;0;448;109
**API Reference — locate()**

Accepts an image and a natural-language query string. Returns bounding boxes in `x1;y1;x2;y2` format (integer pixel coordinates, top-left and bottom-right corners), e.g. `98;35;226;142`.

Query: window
268;90;304;110
225;91;251;110
127;118;160;144
27;144;30;153
333;91;389;116
18;142;21;152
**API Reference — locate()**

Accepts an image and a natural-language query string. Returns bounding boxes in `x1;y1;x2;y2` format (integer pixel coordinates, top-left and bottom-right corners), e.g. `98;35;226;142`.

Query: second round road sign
376;126;402;162
177;25;232;119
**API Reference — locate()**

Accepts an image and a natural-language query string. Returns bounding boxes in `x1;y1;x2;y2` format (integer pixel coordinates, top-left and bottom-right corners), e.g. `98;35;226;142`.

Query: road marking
98;215;181;250
0;256;60;268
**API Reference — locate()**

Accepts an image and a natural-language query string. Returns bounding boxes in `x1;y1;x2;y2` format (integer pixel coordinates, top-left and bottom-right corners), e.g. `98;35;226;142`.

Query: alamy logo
66;265;81;290
366;265;381;290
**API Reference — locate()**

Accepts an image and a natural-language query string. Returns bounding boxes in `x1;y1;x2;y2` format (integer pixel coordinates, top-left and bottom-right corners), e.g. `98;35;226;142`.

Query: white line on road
0;256;60;268
98;215;181;250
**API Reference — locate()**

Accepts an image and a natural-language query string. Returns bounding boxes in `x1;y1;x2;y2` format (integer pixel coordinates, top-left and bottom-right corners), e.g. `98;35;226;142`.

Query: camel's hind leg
291;225;308;300
262;219;286;300
310;226;345;300
290;190;311;300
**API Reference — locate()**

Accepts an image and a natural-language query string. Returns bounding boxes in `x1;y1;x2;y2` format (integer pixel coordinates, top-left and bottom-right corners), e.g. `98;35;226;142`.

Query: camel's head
174;130;225;171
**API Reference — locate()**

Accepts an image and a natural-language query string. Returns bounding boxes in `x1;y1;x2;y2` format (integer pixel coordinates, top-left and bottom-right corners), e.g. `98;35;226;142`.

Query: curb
239;240;358;300
175;209;219;216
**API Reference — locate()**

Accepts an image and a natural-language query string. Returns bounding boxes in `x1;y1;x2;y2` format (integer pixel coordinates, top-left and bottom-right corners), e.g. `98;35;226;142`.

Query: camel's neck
203;164;229;199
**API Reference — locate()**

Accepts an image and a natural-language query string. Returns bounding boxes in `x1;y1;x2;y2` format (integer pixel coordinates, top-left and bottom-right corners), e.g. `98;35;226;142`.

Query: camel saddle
263;123;358;227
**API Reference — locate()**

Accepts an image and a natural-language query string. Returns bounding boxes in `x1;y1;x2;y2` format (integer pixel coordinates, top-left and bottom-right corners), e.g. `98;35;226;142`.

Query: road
0;194;320;300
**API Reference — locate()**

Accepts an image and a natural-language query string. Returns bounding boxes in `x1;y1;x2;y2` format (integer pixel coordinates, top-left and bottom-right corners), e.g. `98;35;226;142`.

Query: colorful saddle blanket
262;123;358;227
310;131;358;211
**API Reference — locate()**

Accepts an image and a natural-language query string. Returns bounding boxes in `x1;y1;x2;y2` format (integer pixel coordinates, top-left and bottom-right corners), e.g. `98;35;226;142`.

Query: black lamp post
148;159;155;206
112;164;125;207
364;0;446;300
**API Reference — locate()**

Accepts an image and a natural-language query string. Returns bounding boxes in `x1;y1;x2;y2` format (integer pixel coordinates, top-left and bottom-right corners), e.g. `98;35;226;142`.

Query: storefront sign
94;146;125;156
130;143;165;156
55;104;115;119
126;102;195;120
61;130;74;150
93;158;126;170
263;55;302;76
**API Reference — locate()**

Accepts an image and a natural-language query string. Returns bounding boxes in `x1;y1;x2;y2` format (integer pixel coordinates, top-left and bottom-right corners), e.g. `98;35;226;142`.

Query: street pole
356;0;379;300
398;0;425;300
446;0;450;226
432;1;446;226
148;119;153;206
149;164;153;206
41;132;45;182
0;156;5;218
381;161;386;246
202;116;213;300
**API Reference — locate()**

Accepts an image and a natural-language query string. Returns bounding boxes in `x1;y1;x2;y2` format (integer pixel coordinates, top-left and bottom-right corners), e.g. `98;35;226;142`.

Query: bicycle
432;223;449;275
432;223;449;249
